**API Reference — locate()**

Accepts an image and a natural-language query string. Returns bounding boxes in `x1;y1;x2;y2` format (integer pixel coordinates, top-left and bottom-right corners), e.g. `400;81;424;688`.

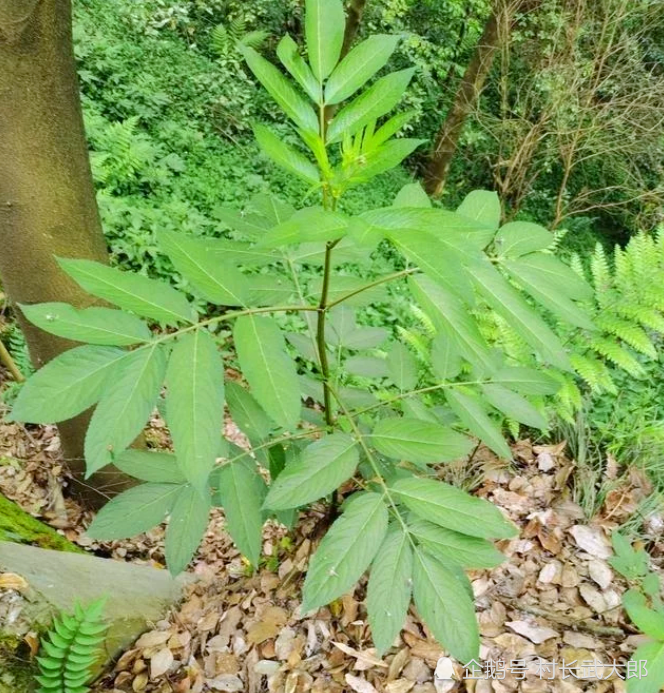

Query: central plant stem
317;240;335;429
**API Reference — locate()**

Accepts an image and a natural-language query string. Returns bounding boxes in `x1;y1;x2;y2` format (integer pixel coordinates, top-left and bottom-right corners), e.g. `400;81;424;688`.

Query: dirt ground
0;406;660;693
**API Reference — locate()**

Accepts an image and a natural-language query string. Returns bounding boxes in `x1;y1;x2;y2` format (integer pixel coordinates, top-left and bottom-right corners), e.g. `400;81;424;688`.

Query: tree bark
0;0;131;506
424;10;503;198
342;0;368;56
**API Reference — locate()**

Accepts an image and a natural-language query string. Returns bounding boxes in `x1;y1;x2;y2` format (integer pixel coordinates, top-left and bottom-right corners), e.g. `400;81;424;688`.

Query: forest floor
0;406;659;693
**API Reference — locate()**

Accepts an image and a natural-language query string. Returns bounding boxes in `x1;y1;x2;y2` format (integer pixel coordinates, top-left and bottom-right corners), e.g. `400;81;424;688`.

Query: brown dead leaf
345;674;379;693
150;648;173;678
0;572;28;592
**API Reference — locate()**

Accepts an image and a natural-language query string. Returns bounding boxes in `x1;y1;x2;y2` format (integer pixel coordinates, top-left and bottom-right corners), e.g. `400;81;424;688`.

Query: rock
0;541;193;690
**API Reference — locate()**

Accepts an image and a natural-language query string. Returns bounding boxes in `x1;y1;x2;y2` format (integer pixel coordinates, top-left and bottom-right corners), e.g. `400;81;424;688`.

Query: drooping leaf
234;315;301;429
165;485;211;575
412;549;480;663
327;69;415;144
370;418;473;464
160;230;248;307
258;207;348;248
11;346;126;424
491;366;561;395
20;303;150;346
240;45;318;134
305;0;345;82
366;527;413;654
391;476;517;539
253;123;320;186
503;259;595;330
277;34;320;102
86;483;181;540
431;332;461;380
302;492;388;611
226;381;273;441
409;519;505;569
325;35;400;104
265;433;359;510
214;459;265;566
386;342;418;390
58;258;194;326
472;260;572;371
457;190;501;230
481;384;548;430
410;275;497;375
495;221;553;258
445;389;511;458
85;345;168;476
503;252;594;300
113;450;187;484
167;331;225;493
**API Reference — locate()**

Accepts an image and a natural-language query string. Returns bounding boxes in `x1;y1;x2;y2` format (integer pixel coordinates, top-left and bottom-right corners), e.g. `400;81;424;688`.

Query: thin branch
0;339;24;383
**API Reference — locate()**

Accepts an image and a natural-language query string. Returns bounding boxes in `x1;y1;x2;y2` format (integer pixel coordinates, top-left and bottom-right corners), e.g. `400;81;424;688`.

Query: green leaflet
345;355;390;378
325;35;400;104
11;345;126;424
481;384;548;430
457;190;501;231
226;381;273;441
503;252;594;300
253;123;320;186
58;258;194;326
410;275;497;375
370;417;473;464
445;388;511;458
20;303;150;346
306;275;389;307
86;483;182;539
85;344;167;476
393;182;431;208
302;492;388;611
623;590;664;641
391;476;518;539
258;207;348;248
246;274;296;306
233;315;301;429
495;221;553;257
502;258;595;330
491;366;561;395
431;332;461;380
265;433;359;510
165;484;211;575
353;139;426;183
113;450;187;484
471;259;572;371
366;527;413;655
408;519;505;569
240;45;318;134
198;238;278;267
327;69;415;144
305;0;345;82
214;206;271;240
167;330;225;493
386;342;418;390
277;34;320;102
160;230;249;307
412;549;480;664
627;641;664;693
214;459;266;566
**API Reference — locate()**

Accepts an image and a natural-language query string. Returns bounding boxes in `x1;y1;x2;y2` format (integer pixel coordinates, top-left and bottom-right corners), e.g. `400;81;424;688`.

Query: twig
0;339;24;382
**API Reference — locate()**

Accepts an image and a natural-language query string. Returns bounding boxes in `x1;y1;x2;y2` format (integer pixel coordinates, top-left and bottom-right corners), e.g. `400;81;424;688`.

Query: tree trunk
0;0;131;506
424;10;503;197
342;0;368;56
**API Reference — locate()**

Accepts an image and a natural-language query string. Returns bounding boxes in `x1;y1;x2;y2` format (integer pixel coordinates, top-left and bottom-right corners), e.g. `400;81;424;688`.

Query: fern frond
595;315;658;359
591;338;646;378
36;599;108;693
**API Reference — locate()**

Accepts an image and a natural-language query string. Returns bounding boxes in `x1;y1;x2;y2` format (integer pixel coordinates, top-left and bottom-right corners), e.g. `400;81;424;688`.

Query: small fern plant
35;599;107;693
11;0;622;664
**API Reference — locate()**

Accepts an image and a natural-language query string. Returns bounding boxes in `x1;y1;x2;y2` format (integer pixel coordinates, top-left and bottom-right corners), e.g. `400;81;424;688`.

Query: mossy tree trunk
0;0;130;506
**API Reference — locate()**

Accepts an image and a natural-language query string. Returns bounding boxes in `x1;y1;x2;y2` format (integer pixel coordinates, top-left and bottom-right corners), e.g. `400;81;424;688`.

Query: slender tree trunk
342;0;367;56
0;0;131;506
424;10;503;197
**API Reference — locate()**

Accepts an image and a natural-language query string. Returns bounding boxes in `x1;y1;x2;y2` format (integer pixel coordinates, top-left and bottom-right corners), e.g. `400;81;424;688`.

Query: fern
35;599;107;693
212;20;268;57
